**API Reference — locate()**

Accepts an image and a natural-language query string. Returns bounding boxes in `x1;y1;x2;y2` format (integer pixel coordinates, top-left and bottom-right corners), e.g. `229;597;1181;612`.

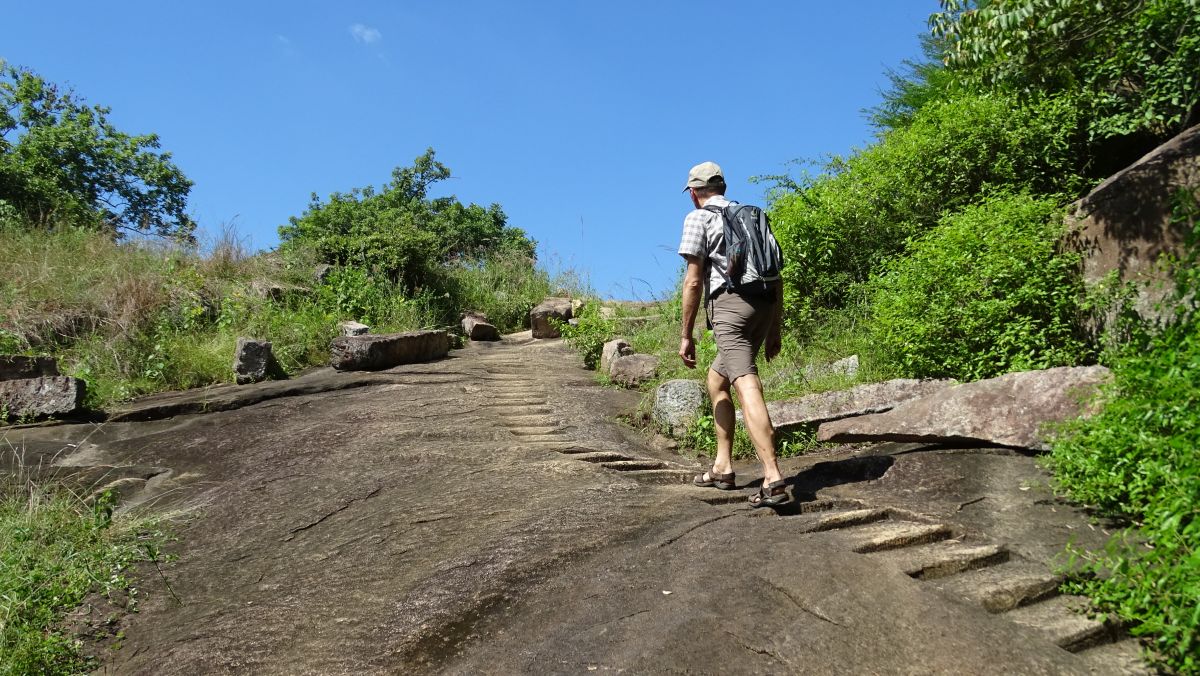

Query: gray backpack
704;202;784;297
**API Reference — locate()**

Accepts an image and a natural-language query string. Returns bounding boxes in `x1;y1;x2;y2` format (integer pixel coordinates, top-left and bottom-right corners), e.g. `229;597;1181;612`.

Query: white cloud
349;23;382;44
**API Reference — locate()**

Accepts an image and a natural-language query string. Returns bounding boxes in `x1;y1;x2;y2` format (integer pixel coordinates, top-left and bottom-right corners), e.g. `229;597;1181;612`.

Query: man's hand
764;325;782;362
679;336;697;369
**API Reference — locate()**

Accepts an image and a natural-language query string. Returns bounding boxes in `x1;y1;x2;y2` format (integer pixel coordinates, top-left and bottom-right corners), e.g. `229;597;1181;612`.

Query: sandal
749;480;789;508
693;468;736;490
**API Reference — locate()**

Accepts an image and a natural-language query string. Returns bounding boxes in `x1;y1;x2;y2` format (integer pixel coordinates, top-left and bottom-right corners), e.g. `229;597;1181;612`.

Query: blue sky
3;1;936;299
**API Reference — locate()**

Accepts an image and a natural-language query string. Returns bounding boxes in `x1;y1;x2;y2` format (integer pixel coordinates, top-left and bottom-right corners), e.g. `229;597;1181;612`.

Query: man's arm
678;256;705;369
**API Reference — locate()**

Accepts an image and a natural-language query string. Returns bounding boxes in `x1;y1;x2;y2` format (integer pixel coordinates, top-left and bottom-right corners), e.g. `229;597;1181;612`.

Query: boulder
250;280;307;301
599;338;633;375
530;298;573;339
653;379;708;437
313;264;334;283
330;331;450;371
0;376;85;419
598;306;617;320
609;354;659;388
462;313;500;341
765;378;957;432
0;355;59;381
234;339;274;385
1064;123;1200;333
816;366;1112;452
340;321;370;337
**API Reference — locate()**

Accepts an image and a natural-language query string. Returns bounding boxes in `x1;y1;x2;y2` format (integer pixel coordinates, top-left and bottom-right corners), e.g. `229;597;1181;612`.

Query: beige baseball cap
683;161;725;192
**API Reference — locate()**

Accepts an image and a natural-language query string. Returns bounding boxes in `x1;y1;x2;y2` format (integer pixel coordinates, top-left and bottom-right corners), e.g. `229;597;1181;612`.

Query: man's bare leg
706;367;735;476
732;374;783;485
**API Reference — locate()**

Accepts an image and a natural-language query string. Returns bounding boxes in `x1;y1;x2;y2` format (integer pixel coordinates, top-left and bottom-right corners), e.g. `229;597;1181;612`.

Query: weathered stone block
653;379;708;437
0;376;84;418
234;339;274;385
599;338;633;375
765;379;957;432
340;321;370;337
816;366;1111;451
0;356;60;381
530;298;573;339
462;313;500;341
609;354;659;388
330;331;450;371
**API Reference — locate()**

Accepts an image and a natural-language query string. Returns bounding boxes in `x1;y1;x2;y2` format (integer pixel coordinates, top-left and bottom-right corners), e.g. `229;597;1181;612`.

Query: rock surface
817;366;1112;451
0;376;84;418
599;338;633;375
767;378;957;431
0;355;60;380
652;379;708;437
233;339;274;385
609;354;659;388
461;313;500;341
4;338;1133;674
330;330;450;371
1064;122;1200;331
529;297;573;339
339;321;370;337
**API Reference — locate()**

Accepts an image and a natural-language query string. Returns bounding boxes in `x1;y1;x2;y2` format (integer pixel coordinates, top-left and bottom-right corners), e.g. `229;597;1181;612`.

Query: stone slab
817;366;1111;451
0;376;84;419
330;330;450;371
766;378;956;431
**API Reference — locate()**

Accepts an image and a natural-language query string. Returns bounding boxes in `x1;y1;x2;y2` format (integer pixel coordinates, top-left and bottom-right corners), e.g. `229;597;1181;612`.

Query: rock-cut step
785;508;889;532
600;459;669;472
1075;639;1154;675
931;559;1063;613
571;451;636;463
1004;594;1116;653
838;520;953;553
867;540;1009;580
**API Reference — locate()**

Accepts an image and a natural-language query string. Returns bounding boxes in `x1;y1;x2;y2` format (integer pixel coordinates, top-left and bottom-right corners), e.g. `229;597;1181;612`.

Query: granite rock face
0;356;60;380
816;366;1112;451
652;379;708;437
462;313;501;341
609;354;659;388
530;298;573;339
330;331;450;371
0;376;85;418
1064;123;1200;332
234;339;274;385
599;338;633;375
765;379;957;431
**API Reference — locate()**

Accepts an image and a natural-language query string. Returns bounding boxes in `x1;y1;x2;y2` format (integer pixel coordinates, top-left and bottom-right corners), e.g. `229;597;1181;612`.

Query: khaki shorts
709;291;774;384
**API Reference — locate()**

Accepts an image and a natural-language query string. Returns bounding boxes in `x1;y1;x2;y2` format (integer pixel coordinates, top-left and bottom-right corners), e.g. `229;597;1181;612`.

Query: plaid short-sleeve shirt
677;194;733;296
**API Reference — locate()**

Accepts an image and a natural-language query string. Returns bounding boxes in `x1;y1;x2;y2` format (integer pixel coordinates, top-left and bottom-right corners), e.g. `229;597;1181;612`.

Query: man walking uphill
676;161;788;508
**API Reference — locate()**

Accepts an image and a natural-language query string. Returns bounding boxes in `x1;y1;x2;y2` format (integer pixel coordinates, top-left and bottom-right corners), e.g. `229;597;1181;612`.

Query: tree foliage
278;149;535;292
930;0;1200;139
0;63;195;239
770;92;1085;325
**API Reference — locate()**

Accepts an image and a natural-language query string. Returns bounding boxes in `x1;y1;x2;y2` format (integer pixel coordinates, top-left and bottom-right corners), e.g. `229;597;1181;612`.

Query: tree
279;148;536;291
0;63;195;239
930;0;1200;140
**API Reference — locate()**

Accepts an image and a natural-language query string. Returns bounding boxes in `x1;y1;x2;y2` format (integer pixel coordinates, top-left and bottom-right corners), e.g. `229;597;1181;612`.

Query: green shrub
1045;205;1199;673
868;192;1092;380
769;93;1086;324
555;302;616;370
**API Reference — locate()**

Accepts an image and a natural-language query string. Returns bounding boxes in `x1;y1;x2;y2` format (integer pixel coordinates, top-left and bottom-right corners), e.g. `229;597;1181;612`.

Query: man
677;161;788;508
